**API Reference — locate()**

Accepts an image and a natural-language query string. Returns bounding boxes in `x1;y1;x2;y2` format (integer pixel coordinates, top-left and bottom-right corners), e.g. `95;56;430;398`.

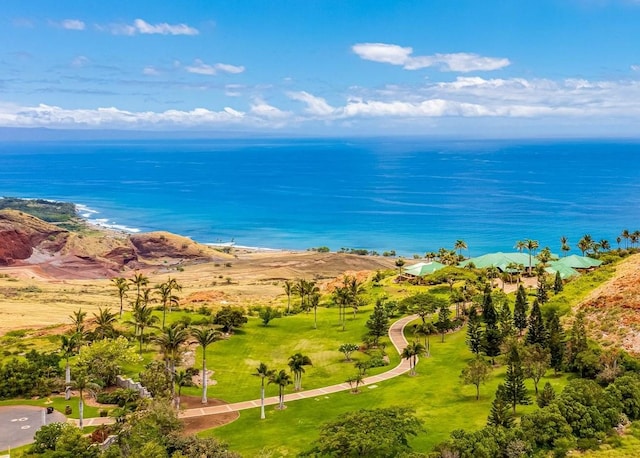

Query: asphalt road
0;405;66;451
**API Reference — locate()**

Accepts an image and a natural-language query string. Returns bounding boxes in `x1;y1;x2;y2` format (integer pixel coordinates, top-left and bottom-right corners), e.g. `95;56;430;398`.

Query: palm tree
156;282;179;329
310;293;320;329
191;327;221;404
153;324;189;397
71;369;99;429
599;239;610;252
346;276;364;318
130;272;149;301
283;280;293;314
293;278;308;311
346;373;364;393
126;303;159;354
70;308;87;352
111;277;129;318
60;334;77;399
268;369;292;410
577;235;593;256
621;229;631;249
525;239;539;275
454;240;468;258
174;370;191;410
254;362;275;419
560;236;570;257
412;323;435;357
514;240;526;254
288;353;312;391
632;231;640;249
93;307;117;340
401;341;425;376
332;283;351;331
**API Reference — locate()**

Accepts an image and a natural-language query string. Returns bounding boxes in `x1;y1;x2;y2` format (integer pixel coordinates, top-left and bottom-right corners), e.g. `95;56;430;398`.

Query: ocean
0;137;638;256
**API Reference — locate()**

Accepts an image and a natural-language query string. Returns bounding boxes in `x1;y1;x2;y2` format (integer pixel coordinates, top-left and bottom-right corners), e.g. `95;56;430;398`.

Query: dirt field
0;249;396;334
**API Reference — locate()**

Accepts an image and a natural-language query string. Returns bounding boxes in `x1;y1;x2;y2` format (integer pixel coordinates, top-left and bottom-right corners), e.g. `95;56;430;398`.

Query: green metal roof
554;254;603;269
404;261;446;277
459;252;532;271
545;262;580;280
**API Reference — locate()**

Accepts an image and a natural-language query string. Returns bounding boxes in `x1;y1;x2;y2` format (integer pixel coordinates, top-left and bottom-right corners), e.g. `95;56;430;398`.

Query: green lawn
205;326;570;456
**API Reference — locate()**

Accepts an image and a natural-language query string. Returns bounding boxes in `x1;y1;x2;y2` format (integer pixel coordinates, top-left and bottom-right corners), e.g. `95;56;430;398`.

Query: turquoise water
0;138;638;255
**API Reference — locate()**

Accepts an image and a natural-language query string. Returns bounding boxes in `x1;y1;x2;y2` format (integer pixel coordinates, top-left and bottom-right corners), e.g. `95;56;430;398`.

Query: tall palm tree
412;323;435;357
153;324;189;398
632;231;640;249
111;277;129;318
599;239;610;252
130;272;149;303
293;278;308;311
191;327;221;404
283;280;293;315
60;334;77;399
254;362;275;419
288;353;312;391
92;306;117;340
126;304;159;354
514;240;526;254
268;369;292;410
525;239;539;275
156;282;179;329
310;293;320;329
69;308;87;352
560;236;570;257
454;239;468;258
621;229;631;249
71;369;99;429
401;341;425;376
346;276;364;318
577;235;593;256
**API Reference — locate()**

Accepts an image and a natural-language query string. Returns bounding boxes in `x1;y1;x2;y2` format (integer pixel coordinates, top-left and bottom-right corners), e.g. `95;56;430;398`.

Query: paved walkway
76;314;418;426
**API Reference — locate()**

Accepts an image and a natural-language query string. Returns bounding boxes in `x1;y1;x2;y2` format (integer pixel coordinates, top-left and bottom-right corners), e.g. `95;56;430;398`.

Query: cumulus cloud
250;99;291;119
287;91;335;116
143;66;160;76
103;18;198;36
61;19;85;30
185;59;245;75
352;43;510;72
632;64;640;71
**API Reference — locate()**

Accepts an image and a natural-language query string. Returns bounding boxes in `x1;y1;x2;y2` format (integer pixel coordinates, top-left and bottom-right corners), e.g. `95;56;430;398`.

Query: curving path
77;314;418;426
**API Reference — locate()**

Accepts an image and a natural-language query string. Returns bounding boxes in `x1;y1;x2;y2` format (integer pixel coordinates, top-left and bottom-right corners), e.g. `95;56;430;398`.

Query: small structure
399;261;445;283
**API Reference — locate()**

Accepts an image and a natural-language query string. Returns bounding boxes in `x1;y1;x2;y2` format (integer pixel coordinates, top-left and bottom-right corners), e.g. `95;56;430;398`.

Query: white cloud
632;64;640;71
143;66;160;76
71;56;90;68
61;19;85;30
352;43;510;72
185;59;245;75
287;91;335;116
103;18;198;36
250;100;291;120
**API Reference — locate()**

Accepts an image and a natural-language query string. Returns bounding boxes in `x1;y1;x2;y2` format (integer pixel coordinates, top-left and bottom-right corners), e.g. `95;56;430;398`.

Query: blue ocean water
0;137;639;256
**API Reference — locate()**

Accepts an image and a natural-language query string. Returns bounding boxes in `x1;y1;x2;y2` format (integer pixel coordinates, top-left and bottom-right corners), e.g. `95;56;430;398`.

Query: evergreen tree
513;284;529;336
487;384;515;428
537;381;556;408
498;302;514;339
503;346;530;413
435;305;452;342
525;299;547;347
545;309;565;374
553;271;564;293
365;300;389;346
481;284;497;327
536;274;549;304
566;311;588;368
466;305;483;357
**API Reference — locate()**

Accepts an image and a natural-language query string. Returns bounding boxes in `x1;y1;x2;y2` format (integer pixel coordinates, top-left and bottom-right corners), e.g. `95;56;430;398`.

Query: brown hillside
579;254;640;354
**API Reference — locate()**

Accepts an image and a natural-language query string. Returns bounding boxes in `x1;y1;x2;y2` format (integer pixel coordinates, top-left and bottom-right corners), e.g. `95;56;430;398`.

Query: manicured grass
181;303;399;402
205;326;570;456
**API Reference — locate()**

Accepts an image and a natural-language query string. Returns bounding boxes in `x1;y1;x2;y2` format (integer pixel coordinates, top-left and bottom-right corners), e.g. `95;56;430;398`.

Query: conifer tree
466;305;483;357
536;274;549;304
537;381;556;408
503;346;530;413
553;271;563;293
487;384;515;428
513;284;529;336
481;285;502;364
566;311;588;368
545;308;565;374
525;299;547;346
482;284;497;327
435;305;452;342
498;302;514;339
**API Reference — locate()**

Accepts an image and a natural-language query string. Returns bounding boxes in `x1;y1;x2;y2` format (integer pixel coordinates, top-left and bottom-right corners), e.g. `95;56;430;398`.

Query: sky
1;0;640;137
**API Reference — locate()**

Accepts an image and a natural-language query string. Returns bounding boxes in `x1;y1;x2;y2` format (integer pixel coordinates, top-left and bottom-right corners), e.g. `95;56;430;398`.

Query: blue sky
2;0;640;136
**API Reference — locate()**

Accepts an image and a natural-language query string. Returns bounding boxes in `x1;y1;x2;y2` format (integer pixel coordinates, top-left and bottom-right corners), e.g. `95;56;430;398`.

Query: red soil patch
179;396;239;434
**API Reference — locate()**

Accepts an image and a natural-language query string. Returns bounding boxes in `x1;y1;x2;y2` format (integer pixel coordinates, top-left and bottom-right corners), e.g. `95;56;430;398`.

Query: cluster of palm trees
401;341;426;376
332;275;365;331
253;353;312;417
